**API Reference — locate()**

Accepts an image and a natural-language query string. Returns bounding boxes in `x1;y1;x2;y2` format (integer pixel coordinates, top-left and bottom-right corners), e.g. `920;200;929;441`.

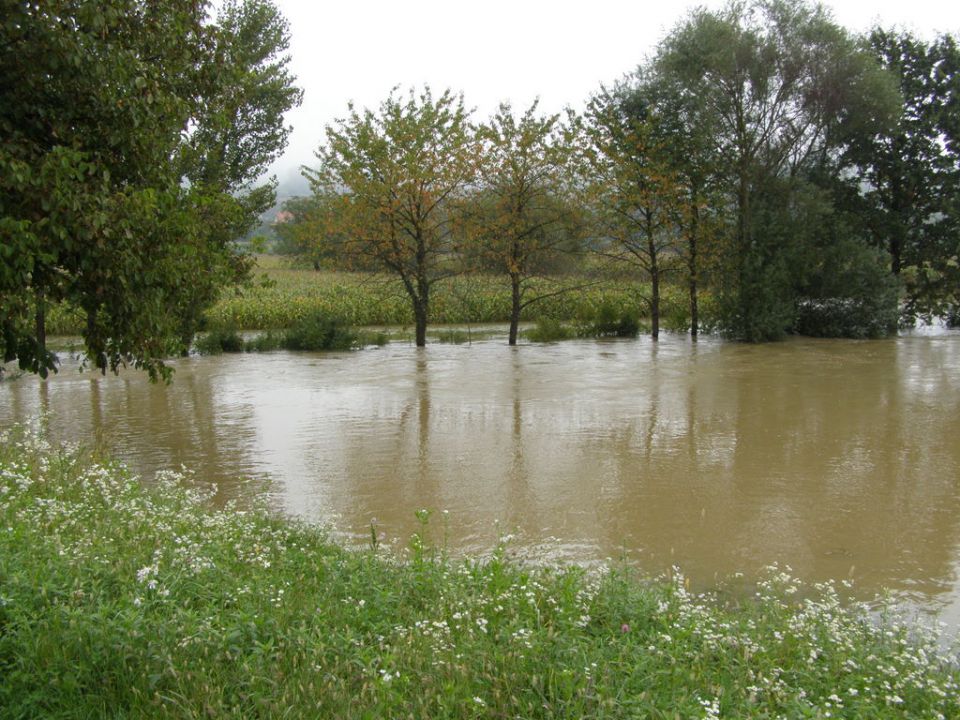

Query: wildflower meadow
1;424;958;718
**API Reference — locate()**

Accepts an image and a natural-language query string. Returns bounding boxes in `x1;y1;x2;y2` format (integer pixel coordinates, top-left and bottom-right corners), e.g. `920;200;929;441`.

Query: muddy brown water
3;331;960;632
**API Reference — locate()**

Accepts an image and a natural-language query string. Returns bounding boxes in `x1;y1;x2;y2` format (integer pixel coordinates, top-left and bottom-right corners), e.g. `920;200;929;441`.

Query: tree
175;0;302;347
582;87;685;340
469;101;584;345
307;87;479;347
624;71;727;339
182;0;302;227
654;0;899;340
2;0;211;379
272;193;379;271
272;196;323;263
0;0;301;379
842;29;960;320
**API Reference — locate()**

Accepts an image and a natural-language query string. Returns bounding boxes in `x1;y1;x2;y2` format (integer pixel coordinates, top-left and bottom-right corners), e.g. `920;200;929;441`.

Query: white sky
269;0;960;185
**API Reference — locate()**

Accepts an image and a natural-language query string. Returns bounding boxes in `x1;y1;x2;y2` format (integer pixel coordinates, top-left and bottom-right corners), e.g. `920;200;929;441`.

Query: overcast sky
267;0;960;189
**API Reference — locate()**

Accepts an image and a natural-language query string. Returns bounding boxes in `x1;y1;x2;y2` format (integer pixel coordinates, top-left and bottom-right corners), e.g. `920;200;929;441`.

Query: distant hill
275;165;311;201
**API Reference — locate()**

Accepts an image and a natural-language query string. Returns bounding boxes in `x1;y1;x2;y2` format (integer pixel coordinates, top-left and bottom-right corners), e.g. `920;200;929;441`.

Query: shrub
282;315;357;351
525;318;575;342
660;300;691;333
356;330;388;347
194;325;244;354
716;254;797;342
576;301;640;338
795;298;897;339
694;292;722;334
796;237;901;339
947;305;960;328
244;331;283;352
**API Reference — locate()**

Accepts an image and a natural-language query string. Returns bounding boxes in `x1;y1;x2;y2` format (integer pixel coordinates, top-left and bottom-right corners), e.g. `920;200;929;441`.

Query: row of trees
3;0;957;377
1;0;301;378
288;0;958;347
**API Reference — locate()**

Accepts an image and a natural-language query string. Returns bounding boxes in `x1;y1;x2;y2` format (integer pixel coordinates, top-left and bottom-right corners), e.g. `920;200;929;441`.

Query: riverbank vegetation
2;426;958;718
281;0;958;350
4;0;958;378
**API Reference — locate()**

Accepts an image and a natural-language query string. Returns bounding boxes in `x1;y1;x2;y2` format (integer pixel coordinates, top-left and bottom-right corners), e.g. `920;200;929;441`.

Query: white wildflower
699;696;721;719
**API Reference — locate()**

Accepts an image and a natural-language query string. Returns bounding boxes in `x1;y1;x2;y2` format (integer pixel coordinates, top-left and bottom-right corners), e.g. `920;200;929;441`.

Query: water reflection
2;333;959;627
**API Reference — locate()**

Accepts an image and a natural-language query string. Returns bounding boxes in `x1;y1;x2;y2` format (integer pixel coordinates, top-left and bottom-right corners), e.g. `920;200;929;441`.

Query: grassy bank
1;426;957;719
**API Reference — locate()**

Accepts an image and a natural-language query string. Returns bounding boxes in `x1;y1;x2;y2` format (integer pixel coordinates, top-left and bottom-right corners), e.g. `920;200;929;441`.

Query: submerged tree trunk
689;202;699;340
650;265;660;341
889;181;904;275
888;149;905;276
400;271;430;348
689;265;698;340
647;214;660;341
737;174;750;280
734;171;752;336
413;275;430;348
413;301;428;347
35;288;47;363
508;273;521;346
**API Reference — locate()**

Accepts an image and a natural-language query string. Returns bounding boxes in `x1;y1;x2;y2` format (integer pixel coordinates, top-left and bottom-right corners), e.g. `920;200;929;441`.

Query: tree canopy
649;0;901;340
0;0;300;379
841;29;960;320
307;87;480;347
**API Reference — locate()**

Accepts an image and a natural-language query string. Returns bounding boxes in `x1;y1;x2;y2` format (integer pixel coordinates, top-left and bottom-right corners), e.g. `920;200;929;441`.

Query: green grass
1;424;957;719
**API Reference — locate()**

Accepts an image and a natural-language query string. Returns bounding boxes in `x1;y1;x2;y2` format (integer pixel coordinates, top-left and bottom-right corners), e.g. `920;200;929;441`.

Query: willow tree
307;87;479;347
176;0;302;350
654;0;899;340
470;101;583;345
182;0;303;227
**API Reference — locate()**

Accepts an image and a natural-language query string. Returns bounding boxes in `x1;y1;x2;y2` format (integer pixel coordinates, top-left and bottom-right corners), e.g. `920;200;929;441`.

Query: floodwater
3;331;960;629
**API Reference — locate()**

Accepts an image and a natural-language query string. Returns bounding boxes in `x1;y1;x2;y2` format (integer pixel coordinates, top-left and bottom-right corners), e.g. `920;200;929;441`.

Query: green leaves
1;0;299;379
841;28;960;320
309;86;480;346
644;0;904;340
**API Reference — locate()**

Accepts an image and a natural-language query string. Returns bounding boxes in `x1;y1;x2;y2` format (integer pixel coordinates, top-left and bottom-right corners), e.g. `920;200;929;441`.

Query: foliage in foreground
1;0;301;379
1;427;958;719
